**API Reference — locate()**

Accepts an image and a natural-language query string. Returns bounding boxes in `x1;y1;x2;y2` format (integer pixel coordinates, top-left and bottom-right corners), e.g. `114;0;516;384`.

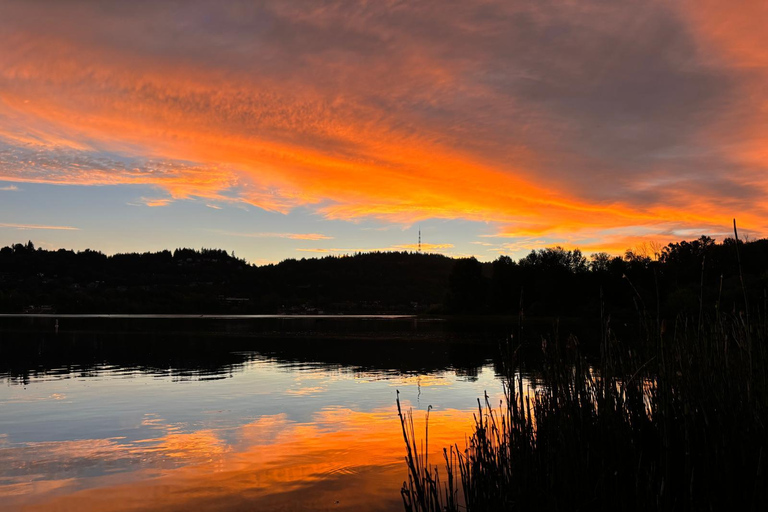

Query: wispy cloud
0;223;79;231
296;243;454;254
295;248;394;254
220;231;334;241
285;233;334;241
0;0;766;250
142;198;173;207
395;243;454;251
0;185;18;191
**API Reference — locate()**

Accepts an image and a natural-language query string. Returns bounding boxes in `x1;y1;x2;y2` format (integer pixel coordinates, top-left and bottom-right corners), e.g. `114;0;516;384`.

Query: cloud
219;231;334;241
0;222;79;231
295;242;454;254
142;197;172;207
1;0;767;248
0;185;19;191
395;243;454;251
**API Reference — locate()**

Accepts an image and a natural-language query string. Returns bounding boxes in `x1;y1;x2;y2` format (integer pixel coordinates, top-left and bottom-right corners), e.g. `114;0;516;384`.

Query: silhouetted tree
446;257;486;313
3;235;768;321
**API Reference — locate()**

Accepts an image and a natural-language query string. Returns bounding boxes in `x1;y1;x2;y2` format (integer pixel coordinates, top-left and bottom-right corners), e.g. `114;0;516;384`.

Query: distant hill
0;242;457;314
2;237;768;318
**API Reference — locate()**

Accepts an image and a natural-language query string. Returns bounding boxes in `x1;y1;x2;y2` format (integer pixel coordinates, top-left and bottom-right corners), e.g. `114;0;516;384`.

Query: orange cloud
142;198;173;207
294;242;455;254
1;1;767;252
395;243;454;251
219;231;334;240
296;248;332;253
676;1;768;191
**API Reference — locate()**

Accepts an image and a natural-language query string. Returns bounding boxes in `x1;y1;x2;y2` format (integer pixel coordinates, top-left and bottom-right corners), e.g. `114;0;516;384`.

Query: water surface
0;318;514;511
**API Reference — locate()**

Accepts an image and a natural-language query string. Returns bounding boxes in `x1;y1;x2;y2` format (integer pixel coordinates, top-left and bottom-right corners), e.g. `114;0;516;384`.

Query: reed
398;310;768;511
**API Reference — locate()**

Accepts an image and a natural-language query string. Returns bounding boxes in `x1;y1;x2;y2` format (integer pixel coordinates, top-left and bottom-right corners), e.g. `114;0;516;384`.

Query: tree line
0;236;765;319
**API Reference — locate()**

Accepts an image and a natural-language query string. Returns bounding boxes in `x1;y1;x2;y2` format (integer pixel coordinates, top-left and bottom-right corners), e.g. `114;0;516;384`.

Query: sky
1;0;766;264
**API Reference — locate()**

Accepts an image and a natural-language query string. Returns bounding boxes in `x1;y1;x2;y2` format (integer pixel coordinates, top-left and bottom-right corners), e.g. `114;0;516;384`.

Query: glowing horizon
2;0;766;263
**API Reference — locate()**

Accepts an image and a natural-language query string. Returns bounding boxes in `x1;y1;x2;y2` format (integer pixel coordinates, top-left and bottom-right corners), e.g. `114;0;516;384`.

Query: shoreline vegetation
399;316;768;510
397;226;768;511
3;234;768;322
399;312;768;510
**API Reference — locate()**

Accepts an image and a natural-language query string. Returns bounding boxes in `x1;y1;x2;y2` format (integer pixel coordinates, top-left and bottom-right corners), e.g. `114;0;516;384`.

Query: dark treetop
1;236;766;318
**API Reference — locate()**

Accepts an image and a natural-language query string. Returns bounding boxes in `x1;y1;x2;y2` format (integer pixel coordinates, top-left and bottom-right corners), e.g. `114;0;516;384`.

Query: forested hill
0;243;456;314
1;237;768;318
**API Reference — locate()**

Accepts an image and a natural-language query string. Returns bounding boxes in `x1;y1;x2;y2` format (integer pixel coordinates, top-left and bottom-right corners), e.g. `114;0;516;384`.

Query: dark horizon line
1;233;746;268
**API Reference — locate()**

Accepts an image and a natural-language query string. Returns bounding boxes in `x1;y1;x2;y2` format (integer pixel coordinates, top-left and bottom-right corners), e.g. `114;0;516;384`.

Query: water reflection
2;405;488;511
0;330;502;385
0;328;516;511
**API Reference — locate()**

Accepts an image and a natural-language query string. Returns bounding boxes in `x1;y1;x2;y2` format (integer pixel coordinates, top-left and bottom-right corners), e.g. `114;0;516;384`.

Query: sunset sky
1;0;766;264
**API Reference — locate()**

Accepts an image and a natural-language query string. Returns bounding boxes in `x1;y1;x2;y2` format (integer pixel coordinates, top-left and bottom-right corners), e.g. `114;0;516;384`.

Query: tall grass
398;310;768;511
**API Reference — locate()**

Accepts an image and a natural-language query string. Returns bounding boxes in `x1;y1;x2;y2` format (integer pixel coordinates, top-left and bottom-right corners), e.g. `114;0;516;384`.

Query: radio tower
418;227;421;252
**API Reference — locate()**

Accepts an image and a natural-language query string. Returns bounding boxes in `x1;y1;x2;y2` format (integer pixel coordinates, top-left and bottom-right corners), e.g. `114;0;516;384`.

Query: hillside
2;236;768;318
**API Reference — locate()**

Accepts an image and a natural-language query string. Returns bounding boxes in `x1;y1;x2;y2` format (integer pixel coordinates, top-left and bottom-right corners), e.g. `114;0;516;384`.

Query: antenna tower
418;227;422;252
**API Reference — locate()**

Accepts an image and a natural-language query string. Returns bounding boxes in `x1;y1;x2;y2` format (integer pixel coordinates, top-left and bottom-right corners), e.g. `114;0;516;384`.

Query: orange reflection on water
2;405;480;512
